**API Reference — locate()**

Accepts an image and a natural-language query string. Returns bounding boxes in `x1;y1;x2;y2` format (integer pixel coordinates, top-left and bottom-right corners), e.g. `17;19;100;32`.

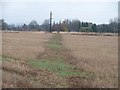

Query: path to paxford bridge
34;33;94;88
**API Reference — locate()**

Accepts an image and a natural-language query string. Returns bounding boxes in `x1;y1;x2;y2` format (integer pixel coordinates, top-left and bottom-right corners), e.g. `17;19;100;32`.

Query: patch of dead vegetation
2;32;53;59
62;34;118;88
2;32;69;88
2;57;69;88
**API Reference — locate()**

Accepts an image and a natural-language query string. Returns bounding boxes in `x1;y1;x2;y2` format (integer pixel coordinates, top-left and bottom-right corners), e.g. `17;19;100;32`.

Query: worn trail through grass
29;34;94;88
2;33;94;88
2;34;68;88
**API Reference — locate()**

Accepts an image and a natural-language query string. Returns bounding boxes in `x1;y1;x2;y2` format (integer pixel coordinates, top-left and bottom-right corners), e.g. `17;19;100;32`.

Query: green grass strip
45;34;63;49
29;59;89;77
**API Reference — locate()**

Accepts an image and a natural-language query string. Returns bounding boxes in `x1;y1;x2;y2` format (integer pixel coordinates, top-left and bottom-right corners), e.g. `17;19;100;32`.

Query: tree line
0;18;118;33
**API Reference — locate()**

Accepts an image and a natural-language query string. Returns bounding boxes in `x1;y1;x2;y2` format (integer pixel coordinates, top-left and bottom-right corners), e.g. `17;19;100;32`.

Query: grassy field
1;32;118;88
62;34;118;88
2;32;52;59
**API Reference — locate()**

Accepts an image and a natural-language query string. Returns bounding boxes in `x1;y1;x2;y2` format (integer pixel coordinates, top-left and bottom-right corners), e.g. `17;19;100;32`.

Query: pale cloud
1;0;119;3
0;0;118;25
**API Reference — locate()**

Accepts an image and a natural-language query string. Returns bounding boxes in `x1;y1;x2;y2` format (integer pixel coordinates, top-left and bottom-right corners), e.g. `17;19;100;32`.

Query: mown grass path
29;33;94;88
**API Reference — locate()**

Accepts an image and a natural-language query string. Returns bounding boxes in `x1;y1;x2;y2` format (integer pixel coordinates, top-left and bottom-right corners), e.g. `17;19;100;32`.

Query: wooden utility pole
50;12;52;33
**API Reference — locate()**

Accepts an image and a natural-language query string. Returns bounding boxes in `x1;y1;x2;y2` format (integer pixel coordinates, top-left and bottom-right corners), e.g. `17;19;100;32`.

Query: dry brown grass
2;32;53;59
2;32;69;88
2;57;68;88
62;34;118;88
1;32;118;88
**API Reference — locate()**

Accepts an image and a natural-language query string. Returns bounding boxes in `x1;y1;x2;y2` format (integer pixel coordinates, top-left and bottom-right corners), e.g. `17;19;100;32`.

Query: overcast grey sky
0;0;119;25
